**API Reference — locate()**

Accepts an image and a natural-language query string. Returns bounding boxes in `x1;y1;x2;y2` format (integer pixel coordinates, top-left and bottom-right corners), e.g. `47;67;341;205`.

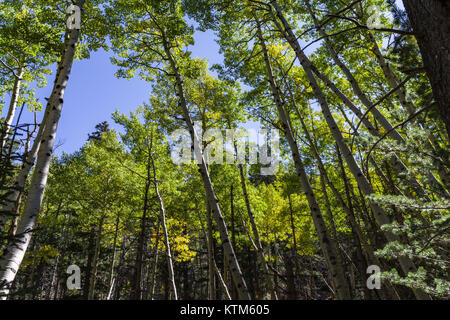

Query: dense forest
0;0;449;301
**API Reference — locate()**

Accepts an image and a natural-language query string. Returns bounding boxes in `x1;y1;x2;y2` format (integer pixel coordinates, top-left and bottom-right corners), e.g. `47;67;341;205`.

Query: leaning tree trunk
228;113;276;299
303;0;445;198
6;122;38;237
236;159;277;300
0;0;85;299
162;33;251;300
1;67;24;148
364;32;416;116
269;0;431;300
402;0;450;138
283;75;383;276
255;18;351;300
213;258;231;300
0;109;48;235
149;142;178;300
197;208;231;300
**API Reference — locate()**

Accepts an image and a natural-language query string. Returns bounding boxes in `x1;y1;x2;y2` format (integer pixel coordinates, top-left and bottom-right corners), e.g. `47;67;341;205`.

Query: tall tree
402;0;450;138
0;0;108;298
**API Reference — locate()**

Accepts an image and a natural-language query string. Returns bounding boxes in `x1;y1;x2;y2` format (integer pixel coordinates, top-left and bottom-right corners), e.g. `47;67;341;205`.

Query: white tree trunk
304;0;446;198
269;0;431;300
0;111;47;234
1;67;24;148
256;19;351;299
149;145;178;300
162;35;251;300
237;161;277;300
365;32;450;196
0;1;85;299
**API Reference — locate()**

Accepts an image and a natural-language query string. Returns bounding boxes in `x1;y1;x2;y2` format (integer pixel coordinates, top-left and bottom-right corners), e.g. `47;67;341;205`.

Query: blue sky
2;1;404;156
2;27;224;156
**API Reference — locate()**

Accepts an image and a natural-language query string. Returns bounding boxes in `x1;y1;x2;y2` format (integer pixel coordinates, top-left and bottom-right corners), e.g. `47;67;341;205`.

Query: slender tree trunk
213;258;231;300
0;110;48;234
237;161;277;299
272;243;280;298
83;226;95;299
304;0;444;198
319;173;347;289
132;147;152;300
303;0;401;139
0;1;85;299
339;157;375;300
230;186;235;250
205;203;216;300
6;122;37;237
88;216;104;300
288;74;393;299
149;140;177;300
107;213;120;300
49;207;70;300
1;67;24;148
269;1;431;300
365;32;450;193
364;33;415;115
287;194;297;255
148;223;160;301
255;17;351;300
162;32;250;300
198;207;231;300
284;251;297;300
113;235;128;300
301;100;378;272
229;185;239;299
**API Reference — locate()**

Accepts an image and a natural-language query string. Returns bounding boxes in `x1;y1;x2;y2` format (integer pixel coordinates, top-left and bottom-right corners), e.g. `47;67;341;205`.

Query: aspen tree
0;0;86;299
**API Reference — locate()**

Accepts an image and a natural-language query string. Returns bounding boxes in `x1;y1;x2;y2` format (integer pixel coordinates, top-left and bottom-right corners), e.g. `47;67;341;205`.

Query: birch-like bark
284;77;380;269
106;213;120;300
107;213;120;300
6;121;37;237
237;160;277;300
197;208;231;300
0;0;85;299
364;33;416;115
302;0;401;135
213;259;231;300
205;203;216;300
255;18;351;300
336;145;401;300
148;223;160;300
0;110;48;235
1;67;24;148
227;113;276;299
269;0;431;300
149;144;178;300
365;32;450;195
162;33;251;300
303;0;444;198
281;64;389;284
